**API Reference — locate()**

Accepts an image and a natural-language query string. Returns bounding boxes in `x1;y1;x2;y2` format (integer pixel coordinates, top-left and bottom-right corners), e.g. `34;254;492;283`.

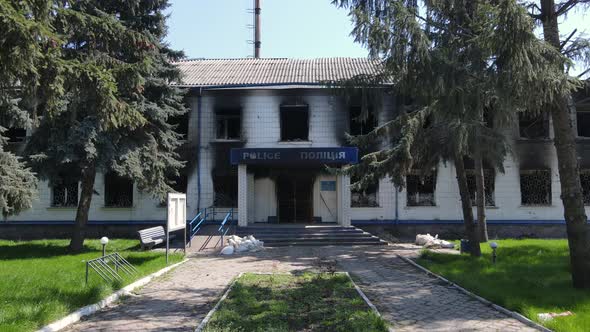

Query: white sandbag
220;245;234;255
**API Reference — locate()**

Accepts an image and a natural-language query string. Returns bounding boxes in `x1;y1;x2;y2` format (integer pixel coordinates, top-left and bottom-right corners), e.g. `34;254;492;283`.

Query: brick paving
64;244;539;332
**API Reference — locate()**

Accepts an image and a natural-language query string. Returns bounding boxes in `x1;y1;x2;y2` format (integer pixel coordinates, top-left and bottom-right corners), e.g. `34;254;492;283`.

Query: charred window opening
407;172;436;206
349;106;377;136
158;174;188;206
104;172;133;207
519;113;549;139
520;169;551;205
5;127;26;143
581;170;590;205
280;105;309;141
466;169;496;206
577;112;590;137
213;175;238;207
216;108;241;140
170;111;189;139
351;176;379;207
51;178;78;207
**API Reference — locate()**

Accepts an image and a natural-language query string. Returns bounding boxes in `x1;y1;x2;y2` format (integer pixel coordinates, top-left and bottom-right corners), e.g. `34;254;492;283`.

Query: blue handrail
218;208;234;246
187;207;235;248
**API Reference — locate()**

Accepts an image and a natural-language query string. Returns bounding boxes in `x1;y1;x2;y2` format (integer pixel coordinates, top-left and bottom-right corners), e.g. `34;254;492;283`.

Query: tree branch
561;29;578;50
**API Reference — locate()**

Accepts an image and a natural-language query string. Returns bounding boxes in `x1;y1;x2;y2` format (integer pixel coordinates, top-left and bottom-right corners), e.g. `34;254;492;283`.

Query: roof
173;57;383;88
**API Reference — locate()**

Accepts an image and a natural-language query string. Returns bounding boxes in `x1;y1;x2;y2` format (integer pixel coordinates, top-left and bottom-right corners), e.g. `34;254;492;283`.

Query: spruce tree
333;0;573;256
25;0;186;252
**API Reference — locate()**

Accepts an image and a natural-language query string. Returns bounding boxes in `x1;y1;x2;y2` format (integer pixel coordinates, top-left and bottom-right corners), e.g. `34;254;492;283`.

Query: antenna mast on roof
254;0;261;58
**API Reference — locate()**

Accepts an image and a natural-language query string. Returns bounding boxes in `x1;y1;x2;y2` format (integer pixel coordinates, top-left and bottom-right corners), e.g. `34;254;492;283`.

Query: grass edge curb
194;272;244;332
193;271;388;332
395;254;552;332
37;258;189;332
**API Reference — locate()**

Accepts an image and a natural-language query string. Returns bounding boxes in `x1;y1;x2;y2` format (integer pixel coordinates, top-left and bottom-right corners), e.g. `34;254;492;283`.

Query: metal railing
187;206;235;250
85;252;139;284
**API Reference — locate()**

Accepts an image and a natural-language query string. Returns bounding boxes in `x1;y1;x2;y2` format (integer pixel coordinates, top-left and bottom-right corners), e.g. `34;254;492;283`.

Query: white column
339;173;351;227
238;164;248;226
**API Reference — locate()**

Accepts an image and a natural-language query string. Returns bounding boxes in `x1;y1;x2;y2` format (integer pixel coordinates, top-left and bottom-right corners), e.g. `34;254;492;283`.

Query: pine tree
333;0;573;256
526;0;590;288
25;0;186;252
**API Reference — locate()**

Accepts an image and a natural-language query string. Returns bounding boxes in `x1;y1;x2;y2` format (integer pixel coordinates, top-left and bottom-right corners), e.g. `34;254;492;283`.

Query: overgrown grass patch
0;239;183;332
417;239;590;332
203;272;388;332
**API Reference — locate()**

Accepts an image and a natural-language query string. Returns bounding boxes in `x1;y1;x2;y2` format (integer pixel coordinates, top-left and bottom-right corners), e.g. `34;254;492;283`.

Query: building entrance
276;174;313;223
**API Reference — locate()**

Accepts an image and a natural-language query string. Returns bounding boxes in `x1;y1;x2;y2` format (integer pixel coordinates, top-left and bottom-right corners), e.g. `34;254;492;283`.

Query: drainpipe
196;89;202;212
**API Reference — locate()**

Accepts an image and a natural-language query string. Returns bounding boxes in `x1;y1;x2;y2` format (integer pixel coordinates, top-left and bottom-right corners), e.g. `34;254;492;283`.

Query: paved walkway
65;244;538;332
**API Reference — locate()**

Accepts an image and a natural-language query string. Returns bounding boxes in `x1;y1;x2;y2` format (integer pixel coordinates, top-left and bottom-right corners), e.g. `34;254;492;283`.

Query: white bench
138;226;175;250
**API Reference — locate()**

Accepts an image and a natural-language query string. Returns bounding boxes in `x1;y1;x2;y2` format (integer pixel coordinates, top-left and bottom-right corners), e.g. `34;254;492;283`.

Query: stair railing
218;208;234;247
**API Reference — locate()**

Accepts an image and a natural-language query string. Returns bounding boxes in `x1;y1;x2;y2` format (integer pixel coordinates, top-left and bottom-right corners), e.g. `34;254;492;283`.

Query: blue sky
165;1;588;76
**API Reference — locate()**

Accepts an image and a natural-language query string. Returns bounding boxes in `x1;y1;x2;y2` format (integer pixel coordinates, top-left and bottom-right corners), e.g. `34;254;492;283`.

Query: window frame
466;169;496;207
104;172;134;208
577;111;590;138
406;171;437;207
519;169;552;206
351;178;380;208
51;181;79;208
279;104;309;142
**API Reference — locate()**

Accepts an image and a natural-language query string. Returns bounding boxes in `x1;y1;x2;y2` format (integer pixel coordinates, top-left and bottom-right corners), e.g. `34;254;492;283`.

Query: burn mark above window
104;172;133;208
520;169;551;205
349;106;377;136
519;113;549;139
577;111;590;138
407;172;436;206
216;108;241;140
280;105;309;141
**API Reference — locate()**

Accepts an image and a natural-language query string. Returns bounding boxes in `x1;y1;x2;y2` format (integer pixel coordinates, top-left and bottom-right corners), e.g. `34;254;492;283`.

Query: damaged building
2;57;590;238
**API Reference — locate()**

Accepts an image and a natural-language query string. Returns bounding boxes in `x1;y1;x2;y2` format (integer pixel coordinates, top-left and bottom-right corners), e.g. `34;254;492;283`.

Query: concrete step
235;225;388;247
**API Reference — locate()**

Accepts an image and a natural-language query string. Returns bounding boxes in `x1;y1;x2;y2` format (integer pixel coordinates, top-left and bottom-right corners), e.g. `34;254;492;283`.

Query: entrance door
277;174;313;223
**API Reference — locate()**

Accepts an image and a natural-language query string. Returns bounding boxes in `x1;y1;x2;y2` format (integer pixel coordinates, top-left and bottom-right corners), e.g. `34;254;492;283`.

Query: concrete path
64;245;538;332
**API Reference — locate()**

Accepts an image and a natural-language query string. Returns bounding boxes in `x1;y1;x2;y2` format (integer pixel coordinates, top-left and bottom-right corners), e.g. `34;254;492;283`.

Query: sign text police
230;148;358;165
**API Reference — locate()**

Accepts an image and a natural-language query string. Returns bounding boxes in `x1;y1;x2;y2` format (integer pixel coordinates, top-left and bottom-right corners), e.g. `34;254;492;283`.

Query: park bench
138;226;175;250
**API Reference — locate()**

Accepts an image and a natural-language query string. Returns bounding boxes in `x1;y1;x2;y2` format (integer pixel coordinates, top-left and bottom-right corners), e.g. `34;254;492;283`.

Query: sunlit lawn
0;239;183;332
203;272;389;332
417;239;590;332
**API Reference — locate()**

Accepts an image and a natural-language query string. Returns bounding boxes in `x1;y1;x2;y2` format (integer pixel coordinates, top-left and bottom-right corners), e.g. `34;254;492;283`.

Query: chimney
254;0;261;58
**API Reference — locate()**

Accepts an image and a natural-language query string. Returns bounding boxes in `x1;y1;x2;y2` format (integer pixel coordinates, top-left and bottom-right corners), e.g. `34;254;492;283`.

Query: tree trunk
475;144;488;242
69;162;96;252
455;151;482;257
540;0;590;288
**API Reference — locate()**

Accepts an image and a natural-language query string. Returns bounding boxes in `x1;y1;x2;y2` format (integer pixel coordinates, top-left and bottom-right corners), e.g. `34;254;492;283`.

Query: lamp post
100;237;109;257
490;241;498;264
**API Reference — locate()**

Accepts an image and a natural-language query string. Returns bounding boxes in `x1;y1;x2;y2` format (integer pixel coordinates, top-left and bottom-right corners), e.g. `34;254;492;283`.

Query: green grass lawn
203;272;389;332
417;239;590;332
0;239;183;332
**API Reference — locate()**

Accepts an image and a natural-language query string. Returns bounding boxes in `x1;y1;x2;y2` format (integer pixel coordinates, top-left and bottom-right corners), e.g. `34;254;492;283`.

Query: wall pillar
338;173;351;227
238;164;248;226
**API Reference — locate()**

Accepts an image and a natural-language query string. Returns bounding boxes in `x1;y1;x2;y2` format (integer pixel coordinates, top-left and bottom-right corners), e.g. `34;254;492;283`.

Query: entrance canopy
230;147;358;166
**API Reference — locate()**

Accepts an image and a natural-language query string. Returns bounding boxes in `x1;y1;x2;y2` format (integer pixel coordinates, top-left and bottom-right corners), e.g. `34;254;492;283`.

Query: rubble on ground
220;235;264;255
415;233;455;249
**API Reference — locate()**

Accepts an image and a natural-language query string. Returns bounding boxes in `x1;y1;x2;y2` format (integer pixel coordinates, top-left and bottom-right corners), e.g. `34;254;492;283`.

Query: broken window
407;172;436;206
213;175;238;207
577;112;590;137
104;172;133;207
466;169;496;206
5;127;26;143
519;113;549;139
581;170;590;205
349;106;377;136
280;105;309;141
170;111;189;140
51;180;78;207
351;176;379;207
216;109;241;140
520;169;552;205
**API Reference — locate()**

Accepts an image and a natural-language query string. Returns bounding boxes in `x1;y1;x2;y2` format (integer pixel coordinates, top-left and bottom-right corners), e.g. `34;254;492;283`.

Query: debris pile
538;311;573;322
415;233;455;249
220;235;264;255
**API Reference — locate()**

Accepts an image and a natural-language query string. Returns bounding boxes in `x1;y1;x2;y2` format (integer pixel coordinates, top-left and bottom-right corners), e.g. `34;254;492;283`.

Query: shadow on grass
0;242;74;260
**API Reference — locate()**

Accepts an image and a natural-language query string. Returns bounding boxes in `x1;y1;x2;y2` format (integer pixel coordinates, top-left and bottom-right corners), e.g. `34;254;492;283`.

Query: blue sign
230;147;359;165
320;181;337;191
